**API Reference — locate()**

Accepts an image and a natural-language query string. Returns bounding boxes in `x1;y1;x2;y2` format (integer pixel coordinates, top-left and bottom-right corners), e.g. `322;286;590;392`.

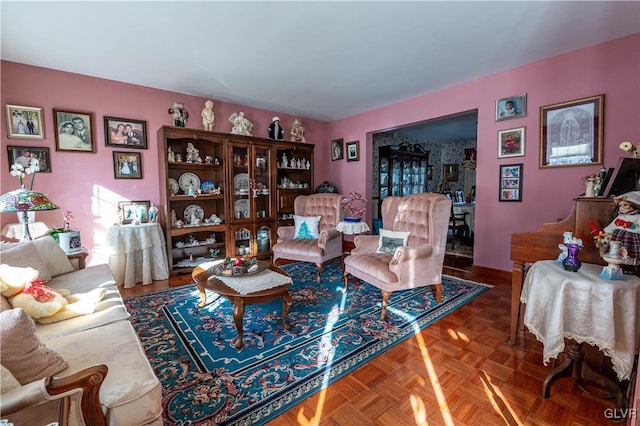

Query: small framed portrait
346;141;360;162
5;105;45;139
7;146;51;173
497;126;526;158
499;163;523;202
495;93;527;121
118;200;151;225
331;138;344;161
104;116;147;149
442;164;459;181
53;109;96;153
539;94;604;168
113;151;142;179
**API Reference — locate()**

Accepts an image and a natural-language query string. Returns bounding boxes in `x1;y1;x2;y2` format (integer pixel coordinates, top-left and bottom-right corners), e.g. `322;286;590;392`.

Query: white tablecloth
1;221;50;240
452;203;475;232
107;223;169;288
521;260;640;381
336;221;370;235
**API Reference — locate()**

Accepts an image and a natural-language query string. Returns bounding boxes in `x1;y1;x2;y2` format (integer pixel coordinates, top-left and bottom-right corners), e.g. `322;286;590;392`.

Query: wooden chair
448;204;469;250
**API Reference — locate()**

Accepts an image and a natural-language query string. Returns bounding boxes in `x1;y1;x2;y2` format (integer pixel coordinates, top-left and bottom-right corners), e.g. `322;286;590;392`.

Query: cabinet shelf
169;194;223;202
171;224;225;236
168;162;222;169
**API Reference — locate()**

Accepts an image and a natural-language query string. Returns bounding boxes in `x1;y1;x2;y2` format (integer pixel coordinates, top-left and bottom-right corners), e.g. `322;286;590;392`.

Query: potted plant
48;210;82;253
341;192;367;222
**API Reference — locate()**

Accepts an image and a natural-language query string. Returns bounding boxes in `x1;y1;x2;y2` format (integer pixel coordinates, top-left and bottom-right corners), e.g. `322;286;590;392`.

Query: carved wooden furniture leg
342;270;349;293
316;263;322;283
434;284;443;303
281;290;292;330
541;341;626;412
380;291;391;319
197;282;207;308
232;297;245;350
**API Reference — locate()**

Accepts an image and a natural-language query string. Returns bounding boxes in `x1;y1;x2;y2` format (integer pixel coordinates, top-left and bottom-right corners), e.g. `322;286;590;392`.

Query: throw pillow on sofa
31;236;74;277
0;364;21;394
294;215;321;239
0;242;52;282
0;308;68;384
376;229;410;254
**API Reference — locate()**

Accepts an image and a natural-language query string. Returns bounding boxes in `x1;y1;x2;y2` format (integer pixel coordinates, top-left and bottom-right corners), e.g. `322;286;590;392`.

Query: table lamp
0;188;59;241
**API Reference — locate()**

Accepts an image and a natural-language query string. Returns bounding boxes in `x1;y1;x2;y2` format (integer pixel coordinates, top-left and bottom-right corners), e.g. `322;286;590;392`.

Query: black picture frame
104;116;147;149
331;138;344;161
6;145;51;173
113;151;142;179
118;200;151;224
539;94;604;168
499;163;523;202
346;141;359;162
54;109;96;153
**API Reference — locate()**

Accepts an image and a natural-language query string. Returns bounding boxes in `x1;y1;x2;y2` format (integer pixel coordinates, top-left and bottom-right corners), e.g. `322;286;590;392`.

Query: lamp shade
0;188;59;212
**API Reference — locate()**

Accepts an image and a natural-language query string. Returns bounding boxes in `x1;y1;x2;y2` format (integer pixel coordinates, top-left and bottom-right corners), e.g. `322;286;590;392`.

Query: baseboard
471;265;511;282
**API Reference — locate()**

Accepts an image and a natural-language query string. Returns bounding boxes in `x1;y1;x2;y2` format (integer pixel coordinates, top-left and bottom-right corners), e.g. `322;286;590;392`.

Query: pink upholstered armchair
273;193;344;282
343;193;451;319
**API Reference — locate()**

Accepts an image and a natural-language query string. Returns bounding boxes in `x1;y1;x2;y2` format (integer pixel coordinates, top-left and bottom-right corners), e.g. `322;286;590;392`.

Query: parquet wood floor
120;261;626;425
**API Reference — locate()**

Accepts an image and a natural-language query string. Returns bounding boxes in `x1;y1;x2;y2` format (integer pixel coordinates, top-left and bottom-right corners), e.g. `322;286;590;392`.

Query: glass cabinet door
402;156;411;196
391;155;401;196
379;157;389;201
231;144;250;221
252;146;272;220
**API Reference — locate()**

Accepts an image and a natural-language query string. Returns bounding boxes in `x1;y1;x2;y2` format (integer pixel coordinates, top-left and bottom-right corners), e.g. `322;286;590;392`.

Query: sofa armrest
277;226;295;242
1;364;108;426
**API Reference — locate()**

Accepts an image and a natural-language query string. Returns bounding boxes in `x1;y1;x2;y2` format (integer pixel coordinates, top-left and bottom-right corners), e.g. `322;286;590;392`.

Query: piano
509;196;611;346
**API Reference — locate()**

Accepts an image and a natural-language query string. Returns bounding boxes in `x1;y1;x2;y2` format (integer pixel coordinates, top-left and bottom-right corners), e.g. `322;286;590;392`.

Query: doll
594;190;640;261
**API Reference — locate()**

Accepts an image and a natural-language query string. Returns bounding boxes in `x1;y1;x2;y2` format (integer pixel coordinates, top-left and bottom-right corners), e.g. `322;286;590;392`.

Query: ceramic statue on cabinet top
268;116;284;140
229;112;253;136
290;119;306;142
169;101;188;127
201;100;215;131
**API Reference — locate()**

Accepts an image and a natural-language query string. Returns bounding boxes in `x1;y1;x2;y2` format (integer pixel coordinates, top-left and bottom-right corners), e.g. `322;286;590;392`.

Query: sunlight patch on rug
125;262;491;425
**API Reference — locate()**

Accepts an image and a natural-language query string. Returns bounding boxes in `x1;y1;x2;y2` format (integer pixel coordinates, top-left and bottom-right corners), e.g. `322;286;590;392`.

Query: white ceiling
2;1;639;134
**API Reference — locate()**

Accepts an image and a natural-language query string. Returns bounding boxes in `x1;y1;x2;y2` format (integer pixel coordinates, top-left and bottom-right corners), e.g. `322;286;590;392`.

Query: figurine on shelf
268;116;284;140
168;101;188;127
281;153;288;168
148;203;158;223
290;119;306;142
168;146;175;163
170;209;177;227
229;112;253;136
201;100;215;131
186;142;201;163
290;158;296;168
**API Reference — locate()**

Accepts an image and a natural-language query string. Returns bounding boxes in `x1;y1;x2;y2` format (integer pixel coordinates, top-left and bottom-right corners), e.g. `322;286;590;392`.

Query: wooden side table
67;248;89;270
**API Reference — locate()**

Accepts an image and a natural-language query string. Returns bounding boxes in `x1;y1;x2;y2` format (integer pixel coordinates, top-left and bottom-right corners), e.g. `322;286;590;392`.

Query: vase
344;217;362;223
562;244;582;272
57;230;82;254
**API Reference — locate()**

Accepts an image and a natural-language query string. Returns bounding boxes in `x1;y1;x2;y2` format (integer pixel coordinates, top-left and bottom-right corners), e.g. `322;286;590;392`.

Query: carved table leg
380;291;391;320
541;355;573;398
232;298;245;350
281;290;292;330
196;283;207;308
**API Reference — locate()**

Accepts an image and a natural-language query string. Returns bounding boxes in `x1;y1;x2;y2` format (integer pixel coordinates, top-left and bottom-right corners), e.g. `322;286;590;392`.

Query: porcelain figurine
290;119;306;142
201;100;215;131
229;112;253;136
169;101;188;127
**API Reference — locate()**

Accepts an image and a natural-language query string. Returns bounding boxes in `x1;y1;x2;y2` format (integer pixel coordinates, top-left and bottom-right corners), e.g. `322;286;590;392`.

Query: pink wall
0;63;328;264
328;33;640;272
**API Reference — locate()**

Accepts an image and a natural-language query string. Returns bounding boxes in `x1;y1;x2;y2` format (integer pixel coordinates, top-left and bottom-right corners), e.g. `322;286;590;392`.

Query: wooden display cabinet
275;142;314;224
378;145;428;216
158;126;228;275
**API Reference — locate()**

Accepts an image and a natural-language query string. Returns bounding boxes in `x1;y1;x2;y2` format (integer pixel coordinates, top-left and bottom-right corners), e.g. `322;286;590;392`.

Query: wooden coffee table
192;262;292;350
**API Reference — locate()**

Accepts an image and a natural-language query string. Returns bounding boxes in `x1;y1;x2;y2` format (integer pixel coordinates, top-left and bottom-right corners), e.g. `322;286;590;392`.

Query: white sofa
0;237;163;425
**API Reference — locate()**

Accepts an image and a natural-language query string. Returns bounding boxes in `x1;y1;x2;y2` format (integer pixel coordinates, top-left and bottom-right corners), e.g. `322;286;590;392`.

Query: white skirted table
337;220;371;253
521;260;640;412
107;223;169;288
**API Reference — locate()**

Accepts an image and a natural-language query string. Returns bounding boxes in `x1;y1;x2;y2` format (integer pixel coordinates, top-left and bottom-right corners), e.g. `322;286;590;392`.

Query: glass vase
562;244;582;272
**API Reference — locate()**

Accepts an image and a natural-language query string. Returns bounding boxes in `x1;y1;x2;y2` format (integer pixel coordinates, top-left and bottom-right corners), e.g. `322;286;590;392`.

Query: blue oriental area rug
124;262;491;425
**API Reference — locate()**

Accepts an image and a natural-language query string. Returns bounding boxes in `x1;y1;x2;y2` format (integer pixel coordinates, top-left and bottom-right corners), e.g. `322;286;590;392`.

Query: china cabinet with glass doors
378;145;429;216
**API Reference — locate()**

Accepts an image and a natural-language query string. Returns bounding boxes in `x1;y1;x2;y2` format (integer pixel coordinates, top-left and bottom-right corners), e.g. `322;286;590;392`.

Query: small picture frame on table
497;127;525;158
5;105;45;139
346;141;359;162
113;151;142;179
104;116;148;149
495;93;527;121
499;163;523;202
118;200;151;225
54;109;96;153
331;138;344;161
7;146;52;172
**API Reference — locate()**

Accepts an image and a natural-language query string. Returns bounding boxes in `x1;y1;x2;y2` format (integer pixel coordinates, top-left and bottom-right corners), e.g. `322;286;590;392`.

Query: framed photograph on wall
331;138;344;161
54;109;96;153
5;105;45;139
118;200;151;224
427;165;433;180
499;163;523;202
7;146;51;173
346;140;360;162
497;126;525;158
495;93;527;121
113;151;142;179
104;116;148;149
539;94;603;168
442;163;459;181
